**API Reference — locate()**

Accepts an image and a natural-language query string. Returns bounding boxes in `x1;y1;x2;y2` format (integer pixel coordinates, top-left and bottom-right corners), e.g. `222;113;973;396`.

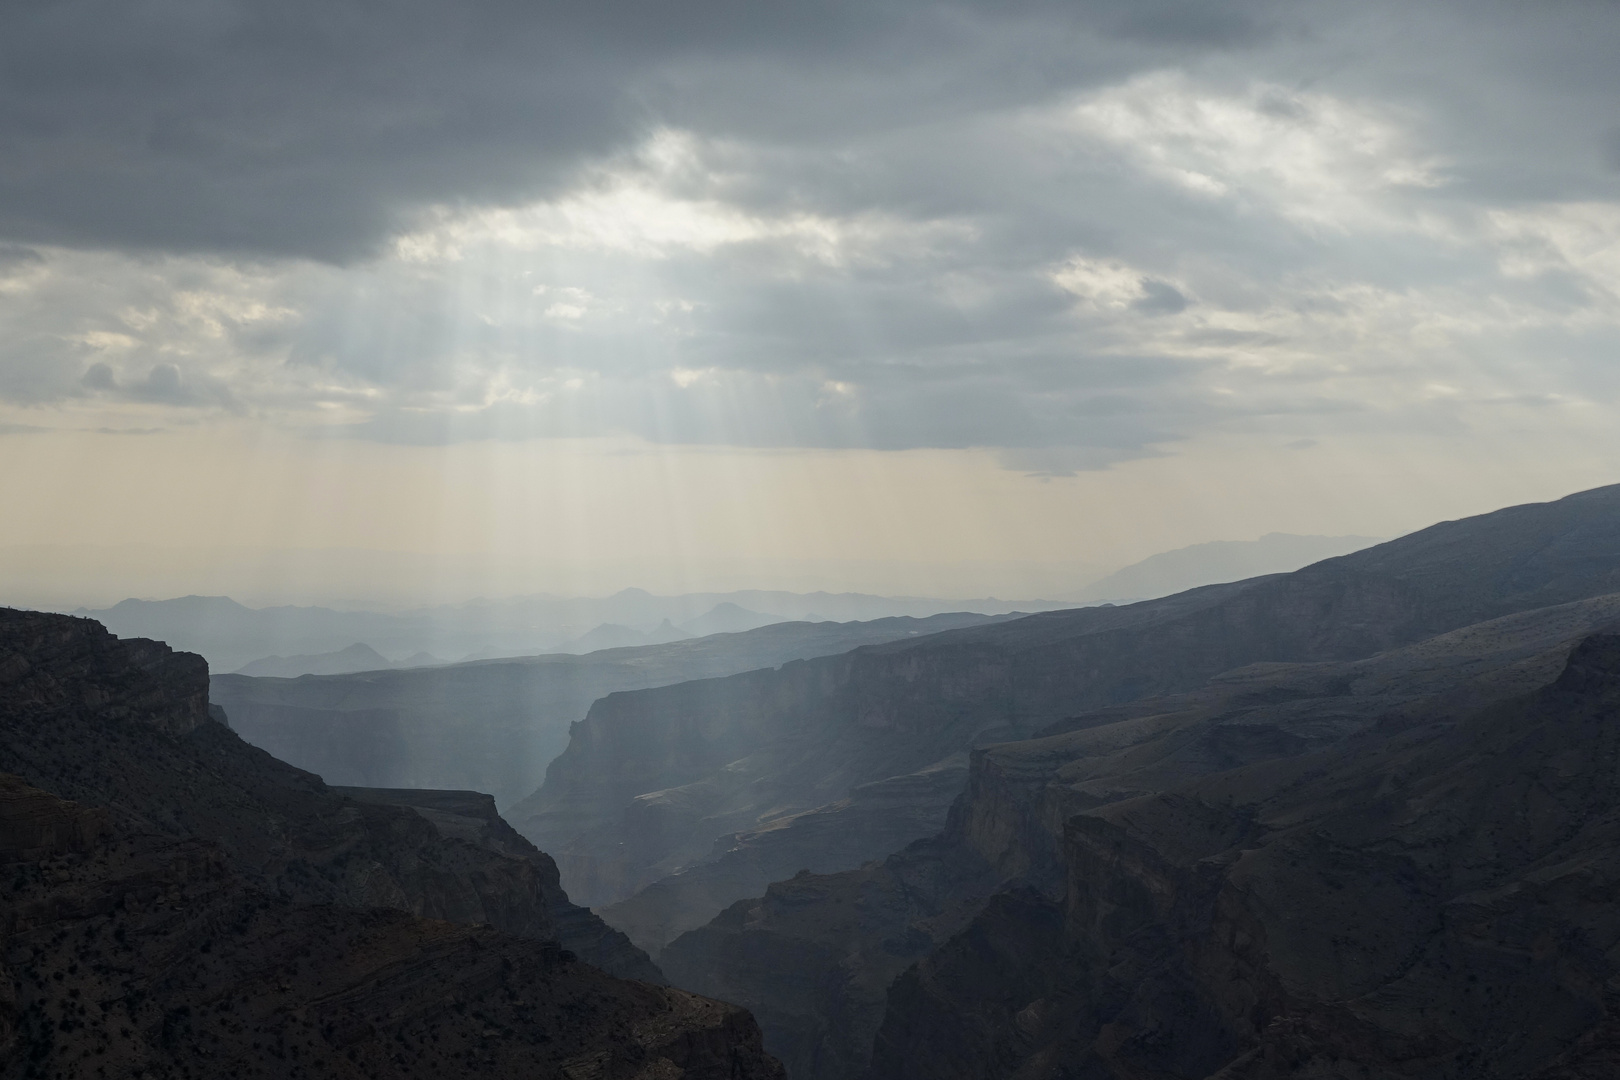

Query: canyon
531;484;1620;952
211;611;1009;810
14;484;1620;1078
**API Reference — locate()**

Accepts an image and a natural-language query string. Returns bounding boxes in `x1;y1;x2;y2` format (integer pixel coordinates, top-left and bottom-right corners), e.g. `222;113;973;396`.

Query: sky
2;0;1619;608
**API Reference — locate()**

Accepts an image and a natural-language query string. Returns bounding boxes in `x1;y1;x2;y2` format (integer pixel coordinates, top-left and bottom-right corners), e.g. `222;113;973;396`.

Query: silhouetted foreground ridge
0;608;783;1080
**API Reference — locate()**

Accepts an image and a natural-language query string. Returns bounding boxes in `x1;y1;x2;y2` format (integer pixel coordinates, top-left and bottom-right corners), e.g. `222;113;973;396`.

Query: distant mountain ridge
1075;532;1383;601
236;641;403;676
211;610;1017;809
71;589;1074;671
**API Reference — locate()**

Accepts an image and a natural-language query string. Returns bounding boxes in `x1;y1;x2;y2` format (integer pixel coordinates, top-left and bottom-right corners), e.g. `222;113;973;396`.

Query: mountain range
210;611;1014;810
60;534;1377;678
12;486;1620;1078
70;590;1073;674
506;483;1620;1078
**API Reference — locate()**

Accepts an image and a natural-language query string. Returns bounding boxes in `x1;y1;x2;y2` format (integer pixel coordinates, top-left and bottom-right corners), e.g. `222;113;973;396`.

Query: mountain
75;594;427;673
0;607;782;1078
681;603;784;637
1074;532;1384;601
72;590;1075;673
210;611;1014;810
236;640;394;676
557;619;696;654
663;592;1620;1079
869;625;1620;1079
525;484;1620;941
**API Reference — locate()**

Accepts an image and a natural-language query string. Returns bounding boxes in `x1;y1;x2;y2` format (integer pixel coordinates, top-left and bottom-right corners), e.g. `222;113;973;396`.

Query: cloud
0;244;43;269
0;0;1282;262
1064;72;1446;230
1;1;1619;470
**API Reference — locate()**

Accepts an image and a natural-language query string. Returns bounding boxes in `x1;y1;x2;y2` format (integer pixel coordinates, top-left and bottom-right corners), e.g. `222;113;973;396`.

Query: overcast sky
2;0;1619;605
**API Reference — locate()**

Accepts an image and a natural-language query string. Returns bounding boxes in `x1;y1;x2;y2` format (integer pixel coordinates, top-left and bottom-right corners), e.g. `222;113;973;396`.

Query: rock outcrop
533;484;1620;934
0;608;784;1079
0;774;105;860
334;786;663;983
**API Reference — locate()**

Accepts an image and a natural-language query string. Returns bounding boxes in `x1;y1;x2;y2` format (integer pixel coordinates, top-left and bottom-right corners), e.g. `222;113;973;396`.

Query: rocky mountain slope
526;484;1620;930
0;607;783;1079
869;628;1620;1079
662;593;1620;1079
211;611;1009;809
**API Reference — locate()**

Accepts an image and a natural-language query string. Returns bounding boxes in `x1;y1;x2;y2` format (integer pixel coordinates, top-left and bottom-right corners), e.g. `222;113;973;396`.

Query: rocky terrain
212;611;1009;810
869;628;1620;1078
0;607;784;1079
331;786;660;982
528;484;1620;935
659;593;1620;1078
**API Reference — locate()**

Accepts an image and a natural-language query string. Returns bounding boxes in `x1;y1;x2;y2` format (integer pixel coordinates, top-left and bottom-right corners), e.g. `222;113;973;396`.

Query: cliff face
0;777;781;1080
868;633;1620;1078
598;754;971;958
533;485;1620;931
661;593;1620;1079
0;608;783;1079
334;786;663;983
0;607;660;977
211;611;1007;809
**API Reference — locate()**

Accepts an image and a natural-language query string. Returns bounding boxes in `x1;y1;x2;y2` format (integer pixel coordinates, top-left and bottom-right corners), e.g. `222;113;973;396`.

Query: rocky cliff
868;630;1620;1078
661;593;1620;1079
0;608;783;1079
530;484;1620;935
333;786;663;983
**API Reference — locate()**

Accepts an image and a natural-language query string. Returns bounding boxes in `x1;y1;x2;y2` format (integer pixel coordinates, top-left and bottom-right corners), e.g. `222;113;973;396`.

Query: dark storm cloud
0;0;1286;261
